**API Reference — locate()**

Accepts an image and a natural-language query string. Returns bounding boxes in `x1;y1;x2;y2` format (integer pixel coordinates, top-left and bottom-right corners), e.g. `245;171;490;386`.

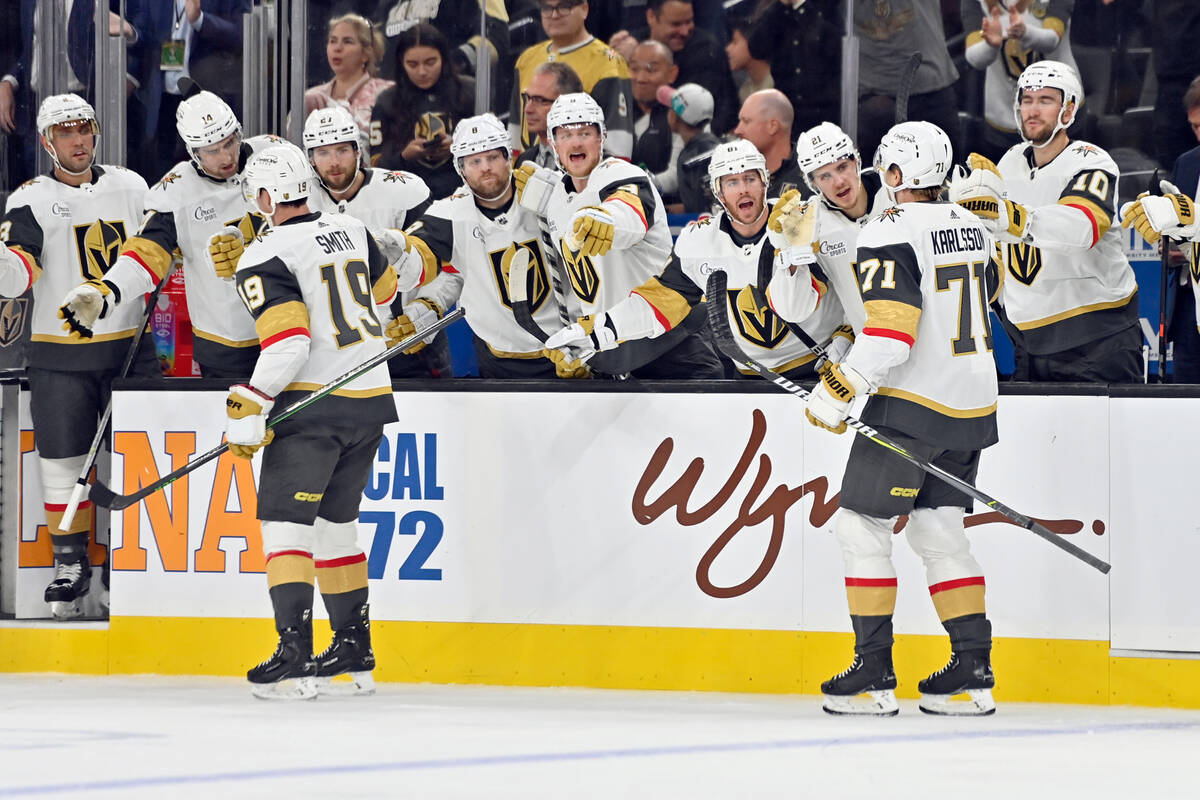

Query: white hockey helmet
796;121;860;191
708;139;769;201
873;121;952;197
303;106;363;154
36;93;100;174
176;90;242;162
546;92;607;148
241;142;312;220
450;112;512;179
1013;60;1084;147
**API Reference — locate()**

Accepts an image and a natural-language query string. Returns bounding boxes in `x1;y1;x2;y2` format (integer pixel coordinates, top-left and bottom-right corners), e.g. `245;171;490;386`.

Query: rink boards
3;387;1200;707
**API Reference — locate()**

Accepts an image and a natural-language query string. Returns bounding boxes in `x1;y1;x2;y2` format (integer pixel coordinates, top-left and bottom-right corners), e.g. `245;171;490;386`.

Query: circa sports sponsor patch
819;239;847;258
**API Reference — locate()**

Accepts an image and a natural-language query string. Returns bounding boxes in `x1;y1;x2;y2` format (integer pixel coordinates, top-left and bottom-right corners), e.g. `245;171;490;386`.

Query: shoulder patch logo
879;206;905;223
157;171;182;190
1073;143;1100;158
383;171;409;183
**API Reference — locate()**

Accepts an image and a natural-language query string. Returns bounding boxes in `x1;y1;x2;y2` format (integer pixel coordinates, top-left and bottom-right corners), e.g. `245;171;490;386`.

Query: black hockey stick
895;52;924;125
705;270;1111;574
60;268;175;530
1149;170;1170;382
88;307;466;512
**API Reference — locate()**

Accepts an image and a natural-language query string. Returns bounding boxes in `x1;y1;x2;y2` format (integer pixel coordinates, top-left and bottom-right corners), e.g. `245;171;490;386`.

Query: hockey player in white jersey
399;113;570;378
546;139;843;379
808;122;1001;717
301;106;460;379
59;91;284;379
1;94;158;619
949;60;1140;382
228;143;418;699
513;92;723;378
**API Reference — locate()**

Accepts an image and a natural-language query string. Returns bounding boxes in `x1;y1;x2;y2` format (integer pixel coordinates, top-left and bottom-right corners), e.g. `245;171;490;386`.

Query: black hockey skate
44;560;92;620
315;613;376;697
821;651;899;716
918;650;996;716
248;626;318;701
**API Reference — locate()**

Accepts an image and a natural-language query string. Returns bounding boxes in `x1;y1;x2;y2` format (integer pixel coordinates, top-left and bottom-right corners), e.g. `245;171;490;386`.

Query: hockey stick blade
88;307;467;512
507;243;553;343
895;52;924;124
704;271;1111;574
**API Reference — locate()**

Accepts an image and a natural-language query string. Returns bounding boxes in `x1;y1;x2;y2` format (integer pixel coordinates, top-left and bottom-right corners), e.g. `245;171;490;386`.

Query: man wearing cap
658;82;719;213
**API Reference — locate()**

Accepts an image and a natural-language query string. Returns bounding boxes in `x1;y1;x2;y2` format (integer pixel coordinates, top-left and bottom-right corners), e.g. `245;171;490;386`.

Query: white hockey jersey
995;139;1138;354
408;189;558;356
540;157;673;318
845;201;1000;451
1;165;149;370
236;210;397;425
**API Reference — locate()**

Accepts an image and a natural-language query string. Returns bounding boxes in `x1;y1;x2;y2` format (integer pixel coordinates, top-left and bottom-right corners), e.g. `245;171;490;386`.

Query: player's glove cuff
514;163;557;216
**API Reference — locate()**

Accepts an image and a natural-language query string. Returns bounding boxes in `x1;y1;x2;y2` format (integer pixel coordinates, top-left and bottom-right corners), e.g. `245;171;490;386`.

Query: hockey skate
821;651;899;716
918;650;996;716
248;626;318;701
44;560;91;620
315;623;376;697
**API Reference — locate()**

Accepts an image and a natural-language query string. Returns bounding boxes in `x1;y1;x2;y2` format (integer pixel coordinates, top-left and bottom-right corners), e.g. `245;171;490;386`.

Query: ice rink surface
1;674;1198;798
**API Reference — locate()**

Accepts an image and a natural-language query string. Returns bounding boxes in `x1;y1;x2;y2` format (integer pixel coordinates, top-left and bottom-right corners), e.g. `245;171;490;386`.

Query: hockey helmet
36;93;99;174
546;92;607;147
796;122;860;191
303;106;364;156
873;121;952;198
450;113;512;179
241;142;312;220
1013;60;1083;147
708;139;769;200
177;90;242;162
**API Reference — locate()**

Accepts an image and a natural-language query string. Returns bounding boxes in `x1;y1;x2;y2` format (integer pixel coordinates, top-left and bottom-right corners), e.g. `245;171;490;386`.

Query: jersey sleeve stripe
409;236;441;287
260;328;310;349
443;264;460;274
1060;199;1106;245
8;246;39;289
255;300;310;345
123;237;174;281
631;276;691;330
606;190;649;231
1042;16;1065;37
863;298;920;344
371;264;398;305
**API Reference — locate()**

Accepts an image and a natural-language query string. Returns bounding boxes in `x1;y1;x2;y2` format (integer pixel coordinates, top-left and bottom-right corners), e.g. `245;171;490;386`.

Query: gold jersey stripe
409;237;440;288
9;246;41;285
607;190;647;228
1011;288;1136;330
1059;195;1112;238
1042;16;1066;38
190;328;262;348
33;327;138;344
284;381;393;399
315;560;369;595
846;584;898;617
874;387;998;419
965;30;985;48
632;277;691;330
864;299;921;340
372;264;398;305
486;343;544;359
123;236;174;281
930;584;986;622
266;553;315;588
255;300;310;344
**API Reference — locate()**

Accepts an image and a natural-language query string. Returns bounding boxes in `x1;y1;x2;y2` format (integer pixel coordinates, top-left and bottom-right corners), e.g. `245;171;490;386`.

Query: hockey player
301;106;461;379
59;91;283;379
399;113;568;377
0;94;158;619
514;92;723;378
949;60;1140;382
546;139;843;379
228;143;417;699
808;122;1000;717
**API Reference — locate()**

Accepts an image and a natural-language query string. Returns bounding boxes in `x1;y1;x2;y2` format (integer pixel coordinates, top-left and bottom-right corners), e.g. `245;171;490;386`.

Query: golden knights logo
0;297;29;347
73;219;128;280
729;286;787;349
879;206;905;224
560;240;600;304
383;171;410;184
156;171;182;190
1006;242;1043;285
490;239;551;310
414;112;452;167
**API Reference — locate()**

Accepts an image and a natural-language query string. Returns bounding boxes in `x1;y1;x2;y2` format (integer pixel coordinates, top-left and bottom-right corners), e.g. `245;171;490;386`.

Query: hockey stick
1150;170;1170;382
87;307;466;512
59;269;174;530
894;52;924;125
705;270;1111;574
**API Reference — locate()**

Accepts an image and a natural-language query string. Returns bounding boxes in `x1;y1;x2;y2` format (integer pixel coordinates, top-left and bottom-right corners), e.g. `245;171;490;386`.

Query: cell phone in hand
423;139;439;150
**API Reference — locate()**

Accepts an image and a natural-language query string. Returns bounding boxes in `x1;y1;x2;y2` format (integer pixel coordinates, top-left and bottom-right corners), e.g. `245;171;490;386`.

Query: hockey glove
542;347;592;379
225;384;275;459
815;324;856;376
376;229;429;292
545;313;620;353
948;153;1031;243
569;206;616;257
804;362;871;435
514;162;557;216
1120;180;1199;244
208;225;245;280
767;189;817;251
385;298;442;354
58;279;119;339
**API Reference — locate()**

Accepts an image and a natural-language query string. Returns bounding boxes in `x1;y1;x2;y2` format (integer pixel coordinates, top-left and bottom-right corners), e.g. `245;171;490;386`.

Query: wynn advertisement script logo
632;409;1105;599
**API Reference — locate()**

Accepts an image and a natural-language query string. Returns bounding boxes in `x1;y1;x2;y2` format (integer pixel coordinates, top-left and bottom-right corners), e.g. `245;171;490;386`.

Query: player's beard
322;166;357;192
729;193;765;226
468;170;509;199
1022;117;1054;146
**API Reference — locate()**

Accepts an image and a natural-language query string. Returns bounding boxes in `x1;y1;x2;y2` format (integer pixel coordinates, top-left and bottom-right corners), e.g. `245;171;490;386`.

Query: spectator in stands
304;1;376;84
373;0;509;91
611;0;738;135
303;14;393;140
1165;76;1200;383
0;0;33;189
630;40;682;202
515;61;583;169
854;0;960;163
1147;1;1200;170
658;82;719;213
371;23;475;200
734;89;805;198
962;0;1078;163
509;0;635;159
747;0;840;133
725;15;772;104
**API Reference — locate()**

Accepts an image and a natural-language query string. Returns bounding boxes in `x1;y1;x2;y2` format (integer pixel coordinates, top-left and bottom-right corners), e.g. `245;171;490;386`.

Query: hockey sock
845;576;897;654
928;576;987;624
265;551;315;632
49;531;90;566
315;552;368;630
943;613;992;653
850;614;895;654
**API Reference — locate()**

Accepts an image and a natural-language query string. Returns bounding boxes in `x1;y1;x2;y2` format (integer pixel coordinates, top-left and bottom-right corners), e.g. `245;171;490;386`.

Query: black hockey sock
50;532;90;565
268;582;314;634
321;588;369;632
851;614;894;654
944;613;992;652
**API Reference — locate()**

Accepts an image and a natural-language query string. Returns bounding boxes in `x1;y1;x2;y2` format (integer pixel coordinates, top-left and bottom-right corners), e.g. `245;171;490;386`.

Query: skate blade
317;671;376;697
48;599;85;620
919;688;996;716
822;689;899;716
250;676;318;701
